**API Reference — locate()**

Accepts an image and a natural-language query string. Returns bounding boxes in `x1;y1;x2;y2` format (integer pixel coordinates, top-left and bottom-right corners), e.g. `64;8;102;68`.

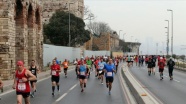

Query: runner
29;60;40;98
86;57;92;78
51;59;61;96
167;57;175;80
114;57;119;73
104;59;116;95
94;57;100;77
126;55;131;67
152;55;156;75
147;56;153;76
158;57;165;80
12;61;36;104
77;60;90;92
74;58;79;78
0;79;3;100
62;59;69;78
54;57;60;65
98;58;106;84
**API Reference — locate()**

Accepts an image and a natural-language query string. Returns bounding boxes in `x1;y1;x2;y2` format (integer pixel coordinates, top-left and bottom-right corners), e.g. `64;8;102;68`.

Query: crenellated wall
0;0;43;80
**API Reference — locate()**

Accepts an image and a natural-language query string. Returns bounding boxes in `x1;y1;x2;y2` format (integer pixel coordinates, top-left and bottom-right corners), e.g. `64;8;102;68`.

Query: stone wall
85;32;121;51
0;0;43;80
42;0;84;24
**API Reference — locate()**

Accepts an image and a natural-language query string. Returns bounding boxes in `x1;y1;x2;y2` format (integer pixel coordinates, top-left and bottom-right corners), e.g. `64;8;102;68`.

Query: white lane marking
173;79;180;82
69;84;77;91
0;89;14;96
56;93;67;102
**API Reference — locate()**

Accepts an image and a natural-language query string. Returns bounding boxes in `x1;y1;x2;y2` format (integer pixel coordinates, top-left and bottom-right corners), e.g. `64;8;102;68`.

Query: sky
84;0;186;55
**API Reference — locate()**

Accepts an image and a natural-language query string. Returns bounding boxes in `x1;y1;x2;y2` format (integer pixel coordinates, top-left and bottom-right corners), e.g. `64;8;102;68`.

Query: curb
174;67;186;72
121;65;160;104
1;66;75;94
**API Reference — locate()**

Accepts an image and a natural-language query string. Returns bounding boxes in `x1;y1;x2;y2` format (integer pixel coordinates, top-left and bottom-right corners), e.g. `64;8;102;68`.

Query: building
125;42;141;55
85;32;120;51
0;0;43;79
42;0;84;24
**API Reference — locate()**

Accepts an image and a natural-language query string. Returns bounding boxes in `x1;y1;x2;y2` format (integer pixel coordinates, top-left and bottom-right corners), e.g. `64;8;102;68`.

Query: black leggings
169;68;173;77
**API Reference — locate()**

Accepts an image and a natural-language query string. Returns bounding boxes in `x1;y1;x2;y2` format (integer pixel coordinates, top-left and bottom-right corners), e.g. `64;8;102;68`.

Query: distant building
125;42;141;55
85;32;120;51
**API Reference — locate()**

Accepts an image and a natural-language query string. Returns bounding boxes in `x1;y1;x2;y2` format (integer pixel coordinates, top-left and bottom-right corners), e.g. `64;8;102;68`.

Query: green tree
44;11;90;46
119;39;129;52
172;54;176;59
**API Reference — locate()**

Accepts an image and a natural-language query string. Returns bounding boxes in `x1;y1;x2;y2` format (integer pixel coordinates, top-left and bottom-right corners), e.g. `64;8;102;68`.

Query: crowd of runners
0;54;176;104
124;55;175;80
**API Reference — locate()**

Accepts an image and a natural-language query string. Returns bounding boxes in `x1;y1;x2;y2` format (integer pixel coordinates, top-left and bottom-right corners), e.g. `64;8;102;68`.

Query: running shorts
51;76;60;83
79;75;86;79
159;68;164;72
106;77;114;83
16;92;30;98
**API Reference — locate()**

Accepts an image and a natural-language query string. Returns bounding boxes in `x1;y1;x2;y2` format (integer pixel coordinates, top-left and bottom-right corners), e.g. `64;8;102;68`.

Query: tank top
16;69;30;92
29;66;37;77
79;65;86;76
51;64;60;76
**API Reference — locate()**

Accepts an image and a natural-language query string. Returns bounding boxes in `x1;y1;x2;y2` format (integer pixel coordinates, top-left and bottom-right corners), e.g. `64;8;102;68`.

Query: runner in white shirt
98;59;106;84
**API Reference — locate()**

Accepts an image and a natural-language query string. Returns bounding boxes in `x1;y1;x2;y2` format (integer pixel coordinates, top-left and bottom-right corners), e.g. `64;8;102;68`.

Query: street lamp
68;2;74;47
165;20;169;56
167;9;173;56
119;30;122;39
123;33;126;41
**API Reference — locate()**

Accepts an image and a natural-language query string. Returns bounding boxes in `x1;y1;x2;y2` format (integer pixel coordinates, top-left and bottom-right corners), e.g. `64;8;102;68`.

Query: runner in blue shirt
78;60;90;92
104;59;116;95
98;58;106;84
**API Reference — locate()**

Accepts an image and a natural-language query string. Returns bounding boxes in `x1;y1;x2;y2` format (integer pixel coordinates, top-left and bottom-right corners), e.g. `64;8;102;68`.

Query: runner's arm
86;65;90;75
12;74;17;89
36;66;40;74
26;70;36;81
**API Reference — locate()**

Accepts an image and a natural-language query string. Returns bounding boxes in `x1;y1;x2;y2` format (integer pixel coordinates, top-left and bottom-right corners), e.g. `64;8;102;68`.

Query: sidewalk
1;65;75;93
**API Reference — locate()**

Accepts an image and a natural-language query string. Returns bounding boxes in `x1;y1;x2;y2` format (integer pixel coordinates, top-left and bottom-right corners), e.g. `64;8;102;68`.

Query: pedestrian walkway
1;65;75;93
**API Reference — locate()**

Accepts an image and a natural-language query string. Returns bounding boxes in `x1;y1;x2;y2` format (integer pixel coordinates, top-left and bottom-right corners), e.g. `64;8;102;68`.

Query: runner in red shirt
94;57;100;77
12;61;36;104
51;59;61;96
158;57;165;80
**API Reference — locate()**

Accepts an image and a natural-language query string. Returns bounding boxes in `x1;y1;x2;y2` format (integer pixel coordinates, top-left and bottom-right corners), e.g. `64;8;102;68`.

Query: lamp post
165;20;169;56
69;2;74;47
119;30;122;39
167;9;173;56
123;33;126;41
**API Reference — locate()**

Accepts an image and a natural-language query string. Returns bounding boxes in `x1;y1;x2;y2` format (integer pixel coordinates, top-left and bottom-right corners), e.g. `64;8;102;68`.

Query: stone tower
42;0;84;24
0;0;43;79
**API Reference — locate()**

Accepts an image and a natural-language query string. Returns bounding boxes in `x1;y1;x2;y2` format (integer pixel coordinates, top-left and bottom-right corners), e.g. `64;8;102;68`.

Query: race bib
52;71;56;75
31;70;35;74
99;64;104;69
64;64;67;66
18;83;26;91
80;72;85;75
107;72;112;76
99;70;102;74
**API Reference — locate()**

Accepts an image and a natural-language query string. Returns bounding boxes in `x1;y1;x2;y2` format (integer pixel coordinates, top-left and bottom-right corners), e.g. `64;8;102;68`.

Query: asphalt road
129;63;186;104
0;66;127;104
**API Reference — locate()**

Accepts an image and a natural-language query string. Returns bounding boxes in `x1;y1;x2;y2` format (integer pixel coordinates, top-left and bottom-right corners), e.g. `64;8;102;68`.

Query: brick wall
0;0;43;80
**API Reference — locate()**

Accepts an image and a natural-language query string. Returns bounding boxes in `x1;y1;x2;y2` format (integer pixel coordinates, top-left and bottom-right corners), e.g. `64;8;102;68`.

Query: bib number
99;70;102;74
80;72;85;75
99;64;104;69
107;72;112;76
18;83;26;91
52;71;56;75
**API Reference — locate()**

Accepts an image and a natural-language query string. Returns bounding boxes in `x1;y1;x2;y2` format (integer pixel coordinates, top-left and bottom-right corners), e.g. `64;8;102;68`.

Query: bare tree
84;6;96;20
86;21;113;35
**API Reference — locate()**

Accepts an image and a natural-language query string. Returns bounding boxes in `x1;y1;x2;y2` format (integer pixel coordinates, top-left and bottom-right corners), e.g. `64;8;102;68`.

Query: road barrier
121;65;160;104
